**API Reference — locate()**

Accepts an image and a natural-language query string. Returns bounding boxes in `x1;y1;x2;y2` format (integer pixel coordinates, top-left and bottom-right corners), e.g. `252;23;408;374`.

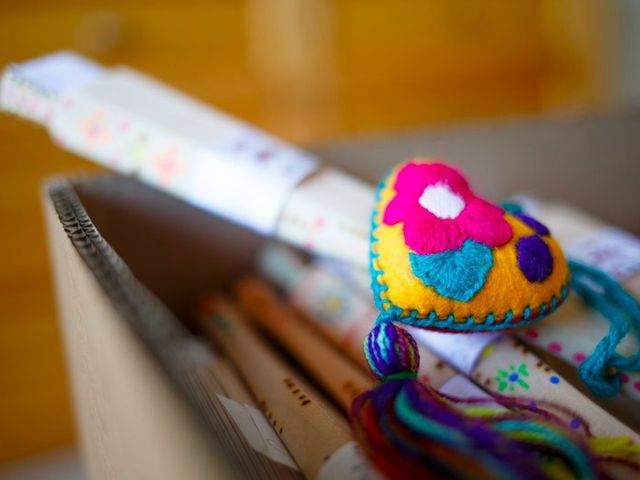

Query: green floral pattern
495;363;530;392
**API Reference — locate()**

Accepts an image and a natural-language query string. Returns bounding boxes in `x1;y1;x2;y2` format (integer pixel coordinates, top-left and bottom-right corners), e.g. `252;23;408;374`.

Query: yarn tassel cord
569;260;640;398
351;322;640;479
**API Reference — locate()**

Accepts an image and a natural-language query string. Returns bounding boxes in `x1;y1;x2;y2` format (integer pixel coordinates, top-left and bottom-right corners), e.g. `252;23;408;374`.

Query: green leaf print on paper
495;363;530;392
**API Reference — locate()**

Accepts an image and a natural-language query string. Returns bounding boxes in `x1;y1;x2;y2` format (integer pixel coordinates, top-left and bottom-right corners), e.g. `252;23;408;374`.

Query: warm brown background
0;0;625;464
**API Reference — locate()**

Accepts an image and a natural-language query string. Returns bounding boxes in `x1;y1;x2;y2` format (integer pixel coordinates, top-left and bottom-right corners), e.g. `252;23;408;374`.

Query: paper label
315;441;381;480
187;143;315;234
408;328;500;375
566;227;640;281
277;169;372;268
217;394;299;470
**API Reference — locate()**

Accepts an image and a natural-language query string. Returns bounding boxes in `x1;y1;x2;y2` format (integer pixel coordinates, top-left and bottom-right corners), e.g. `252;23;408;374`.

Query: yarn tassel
350;322;638;479
568;260;640;398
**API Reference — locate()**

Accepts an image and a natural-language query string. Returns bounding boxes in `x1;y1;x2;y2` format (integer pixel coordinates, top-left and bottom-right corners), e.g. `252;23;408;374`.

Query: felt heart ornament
370;160;570;332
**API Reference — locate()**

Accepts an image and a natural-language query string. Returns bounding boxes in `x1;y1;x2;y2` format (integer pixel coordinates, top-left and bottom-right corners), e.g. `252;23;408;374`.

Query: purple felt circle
516;235;553;282
515;213;550;236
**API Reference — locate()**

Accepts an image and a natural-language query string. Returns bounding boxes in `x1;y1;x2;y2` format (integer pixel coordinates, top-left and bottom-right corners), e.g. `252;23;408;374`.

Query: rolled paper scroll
466;334;640;441
233;276;375;413
197;295;381;480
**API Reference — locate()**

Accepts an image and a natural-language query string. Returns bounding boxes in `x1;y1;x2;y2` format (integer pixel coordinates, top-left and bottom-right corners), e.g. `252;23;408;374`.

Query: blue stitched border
369;170;571;332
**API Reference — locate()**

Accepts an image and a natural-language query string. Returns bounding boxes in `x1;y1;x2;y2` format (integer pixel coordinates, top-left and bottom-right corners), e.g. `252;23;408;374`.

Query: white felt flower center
418;183;465;219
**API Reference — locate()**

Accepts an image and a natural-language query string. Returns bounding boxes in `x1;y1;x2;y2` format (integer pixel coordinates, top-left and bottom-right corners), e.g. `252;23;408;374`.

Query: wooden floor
0;0;611;463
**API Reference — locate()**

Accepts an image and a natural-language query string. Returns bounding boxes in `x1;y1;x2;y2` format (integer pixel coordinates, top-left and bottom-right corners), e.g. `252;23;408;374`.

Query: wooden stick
234;276;374;413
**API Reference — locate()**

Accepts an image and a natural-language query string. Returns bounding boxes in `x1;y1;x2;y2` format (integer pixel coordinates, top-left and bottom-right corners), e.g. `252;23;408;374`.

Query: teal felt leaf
409;239;493;302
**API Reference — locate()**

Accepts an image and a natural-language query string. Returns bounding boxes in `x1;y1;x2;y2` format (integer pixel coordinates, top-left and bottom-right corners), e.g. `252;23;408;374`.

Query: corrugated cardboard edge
42;176;240;480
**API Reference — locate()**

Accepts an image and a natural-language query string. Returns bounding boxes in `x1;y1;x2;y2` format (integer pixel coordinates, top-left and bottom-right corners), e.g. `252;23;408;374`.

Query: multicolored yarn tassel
352;322;640;479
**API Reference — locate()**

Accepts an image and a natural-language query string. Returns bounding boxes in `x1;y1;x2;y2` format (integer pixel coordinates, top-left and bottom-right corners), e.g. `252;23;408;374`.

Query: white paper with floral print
2;52;318;234
2;52;378;261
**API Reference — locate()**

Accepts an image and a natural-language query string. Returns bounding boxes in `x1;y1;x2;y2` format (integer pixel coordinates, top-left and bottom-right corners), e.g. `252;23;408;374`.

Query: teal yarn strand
569;260;640;398
394;390;524;479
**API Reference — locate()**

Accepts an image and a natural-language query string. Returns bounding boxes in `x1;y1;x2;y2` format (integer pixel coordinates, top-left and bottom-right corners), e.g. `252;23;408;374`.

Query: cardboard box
43;175;264;480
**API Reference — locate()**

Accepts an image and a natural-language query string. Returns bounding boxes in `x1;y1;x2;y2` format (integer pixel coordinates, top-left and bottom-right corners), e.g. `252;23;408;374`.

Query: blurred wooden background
0;0;629;464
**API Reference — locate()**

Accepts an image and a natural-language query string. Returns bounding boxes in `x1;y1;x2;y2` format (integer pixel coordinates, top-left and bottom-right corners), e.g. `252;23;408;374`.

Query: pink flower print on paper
153;145;183;186
81;111;110;147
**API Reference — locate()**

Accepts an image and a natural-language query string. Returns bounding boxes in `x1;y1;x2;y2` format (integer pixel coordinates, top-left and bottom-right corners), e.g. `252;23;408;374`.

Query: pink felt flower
383;162;512;254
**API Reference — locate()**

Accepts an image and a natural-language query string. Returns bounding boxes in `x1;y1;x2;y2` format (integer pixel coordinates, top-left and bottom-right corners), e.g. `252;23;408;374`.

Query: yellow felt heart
370;160;570;332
